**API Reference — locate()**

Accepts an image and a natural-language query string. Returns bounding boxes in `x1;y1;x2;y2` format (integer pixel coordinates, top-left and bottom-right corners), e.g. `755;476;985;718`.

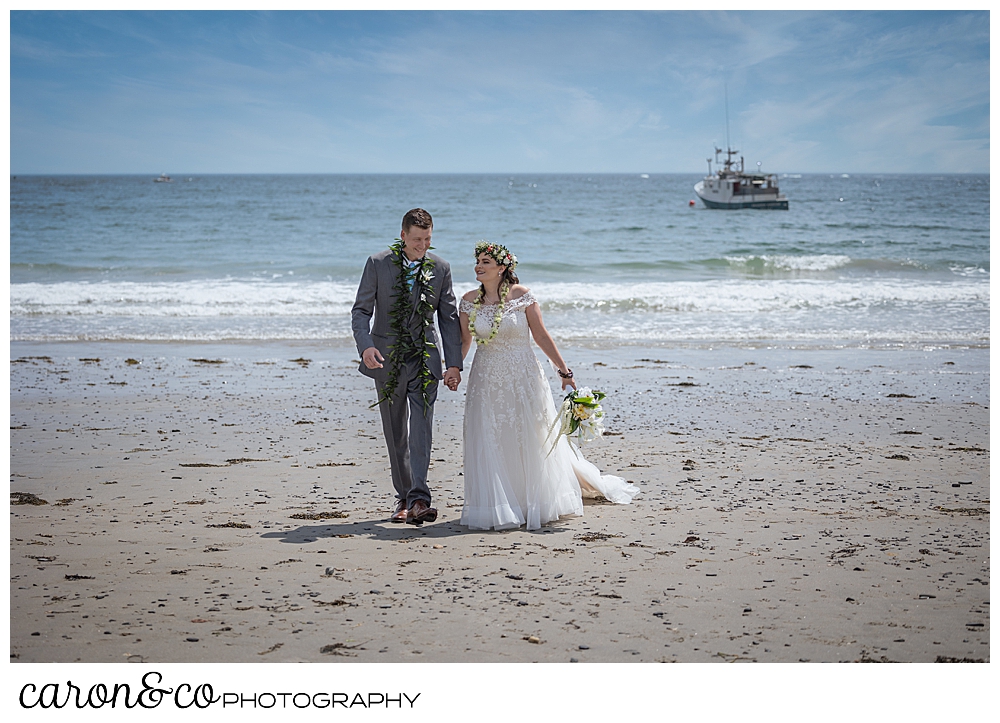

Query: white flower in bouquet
576;407;605;442
547;387;608;455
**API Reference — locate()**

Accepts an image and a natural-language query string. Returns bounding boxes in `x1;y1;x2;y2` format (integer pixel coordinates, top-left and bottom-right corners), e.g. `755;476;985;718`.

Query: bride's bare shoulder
461;289;480;302
506;284;531;300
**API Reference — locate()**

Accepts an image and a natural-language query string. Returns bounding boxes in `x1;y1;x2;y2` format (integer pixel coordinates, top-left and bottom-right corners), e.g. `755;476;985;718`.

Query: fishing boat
694;147;788;210
154;173;173;183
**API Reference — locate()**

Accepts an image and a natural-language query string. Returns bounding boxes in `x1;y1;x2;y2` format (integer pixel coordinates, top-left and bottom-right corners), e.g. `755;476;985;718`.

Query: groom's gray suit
351;249;463;508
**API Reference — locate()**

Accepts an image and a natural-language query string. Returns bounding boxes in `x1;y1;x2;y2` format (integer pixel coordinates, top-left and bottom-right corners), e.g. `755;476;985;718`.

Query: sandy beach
9;340;989;664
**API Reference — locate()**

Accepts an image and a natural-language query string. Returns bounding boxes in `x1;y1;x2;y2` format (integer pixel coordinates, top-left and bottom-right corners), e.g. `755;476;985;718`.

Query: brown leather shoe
406;500;437;526
390;499;408;523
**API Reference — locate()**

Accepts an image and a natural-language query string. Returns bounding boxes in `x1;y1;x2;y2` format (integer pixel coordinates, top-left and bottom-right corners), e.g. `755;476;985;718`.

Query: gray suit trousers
373;356;438;507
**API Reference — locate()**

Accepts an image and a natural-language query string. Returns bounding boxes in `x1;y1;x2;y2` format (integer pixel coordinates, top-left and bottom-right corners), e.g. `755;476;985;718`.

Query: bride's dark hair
476;266;519;303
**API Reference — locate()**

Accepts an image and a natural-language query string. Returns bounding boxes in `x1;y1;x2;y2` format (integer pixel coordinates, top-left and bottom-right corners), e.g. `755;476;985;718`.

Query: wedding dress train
459;292;639;531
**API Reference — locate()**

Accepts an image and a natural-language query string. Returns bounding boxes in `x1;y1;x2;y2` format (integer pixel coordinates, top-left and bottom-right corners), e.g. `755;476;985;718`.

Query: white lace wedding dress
459;292;639;530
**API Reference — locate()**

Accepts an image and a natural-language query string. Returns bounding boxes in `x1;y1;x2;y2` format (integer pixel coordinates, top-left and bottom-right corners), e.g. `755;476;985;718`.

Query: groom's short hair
402;208;433;232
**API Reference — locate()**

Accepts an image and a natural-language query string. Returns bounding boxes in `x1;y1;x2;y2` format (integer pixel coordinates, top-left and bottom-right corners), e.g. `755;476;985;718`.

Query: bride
453;241;639;531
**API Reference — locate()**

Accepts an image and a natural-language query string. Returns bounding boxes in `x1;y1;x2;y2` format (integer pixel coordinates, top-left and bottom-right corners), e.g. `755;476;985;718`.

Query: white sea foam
10;278;989;343
519;279;989;314
949;264;990;278
723;254;853;272
11;278;989;318
10;280;358;317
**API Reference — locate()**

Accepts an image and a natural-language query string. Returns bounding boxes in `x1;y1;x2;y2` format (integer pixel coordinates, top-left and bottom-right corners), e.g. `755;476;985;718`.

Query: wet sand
9;341;989;664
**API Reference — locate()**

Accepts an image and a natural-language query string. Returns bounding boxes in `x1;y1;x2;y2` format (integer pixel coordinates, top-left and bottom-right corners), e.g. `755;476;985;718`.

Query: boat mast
722;82;740;175
725;82;730;154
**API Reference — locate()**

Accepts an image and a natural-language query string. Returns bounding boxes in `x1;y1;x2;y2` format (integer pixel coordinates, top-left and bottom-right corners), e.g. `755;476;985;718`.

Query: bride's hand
561;377;577;391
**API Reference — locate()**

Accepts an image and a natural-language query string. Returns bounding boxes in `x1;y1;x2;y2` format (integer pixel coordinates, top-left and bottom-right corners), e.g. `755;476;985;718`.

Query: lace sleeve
507;291;538;313
459;298;475;314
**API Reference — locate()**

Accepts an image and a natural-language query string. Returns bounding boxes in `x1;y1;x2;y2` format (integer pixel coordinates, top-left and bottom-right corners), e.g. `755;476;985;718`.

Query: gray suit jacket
351;249;463;381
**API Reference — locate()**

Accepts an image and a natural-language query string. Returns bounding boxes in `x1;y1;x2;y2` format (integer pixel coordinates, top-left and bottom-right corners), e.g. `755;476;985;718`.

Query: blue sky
9;10;989;173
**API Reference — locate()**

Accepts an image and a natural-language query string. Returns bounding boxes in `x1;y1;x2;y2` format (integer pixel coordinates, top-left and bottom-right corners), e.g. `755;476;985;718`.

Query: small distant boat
694;85;789;210
154;173;173;183
694;147;788;210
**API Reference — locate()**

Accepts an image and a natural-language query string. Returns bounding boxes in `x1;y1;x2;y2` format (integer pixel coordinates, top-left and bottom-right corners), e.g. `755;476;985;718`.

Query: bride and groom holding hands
352;208;638;531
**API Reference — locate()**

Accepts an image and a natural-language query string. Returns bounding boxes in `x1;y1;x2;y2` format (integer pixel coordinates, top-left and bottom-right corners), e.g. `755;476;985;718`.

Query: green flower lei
373;238;438;412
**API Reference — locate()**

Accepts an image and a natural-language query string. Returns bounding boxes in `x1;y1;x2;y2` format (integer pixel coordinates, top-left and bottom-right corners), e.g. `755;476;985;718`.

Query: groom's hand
443;367;461;391
362;347;384;369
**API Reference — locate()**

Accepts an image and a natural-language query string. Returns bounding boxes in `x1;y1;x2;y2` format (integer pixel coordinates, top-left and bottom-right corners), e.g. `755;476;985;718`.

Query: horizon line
10;171;989;177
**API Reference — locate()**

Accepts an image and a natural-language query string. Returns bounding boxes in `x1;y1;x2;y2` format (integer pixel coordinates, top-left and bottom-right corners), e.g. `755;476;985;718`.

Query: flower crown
474;240;517;270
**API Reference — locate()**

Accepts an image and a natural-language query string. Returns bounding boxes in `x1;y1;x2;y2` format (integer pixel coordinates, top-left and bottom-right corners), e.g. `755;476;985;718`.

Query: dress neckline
469;292;531;310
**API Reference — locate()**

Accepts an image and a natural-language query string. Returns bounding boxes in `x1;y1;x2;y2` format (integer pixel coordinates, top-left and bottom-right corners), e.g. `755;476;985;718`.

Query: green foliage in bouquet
548;387;607;455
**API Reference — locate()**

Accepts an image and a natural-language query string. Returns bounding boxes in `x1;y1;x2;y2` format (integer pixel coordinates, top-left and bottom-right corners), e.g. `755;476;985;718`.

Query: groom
351;208;463;525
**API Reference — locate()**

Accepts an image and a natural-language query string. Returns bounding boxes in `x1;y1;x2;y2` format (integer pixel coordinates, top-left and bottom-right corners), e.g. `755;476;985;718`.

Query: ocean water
10;173;989;348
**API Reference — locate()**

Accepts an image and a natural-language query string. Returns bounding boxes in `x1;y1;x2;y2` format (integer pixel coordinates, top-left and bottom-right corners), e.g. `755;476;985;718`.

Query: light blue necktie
404;259;421;292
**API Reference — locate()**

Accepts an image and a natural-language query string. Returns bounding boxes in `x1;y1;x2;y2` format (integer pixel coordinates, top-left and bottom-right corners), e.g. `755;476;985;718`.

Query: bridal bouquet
548;387;606;454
